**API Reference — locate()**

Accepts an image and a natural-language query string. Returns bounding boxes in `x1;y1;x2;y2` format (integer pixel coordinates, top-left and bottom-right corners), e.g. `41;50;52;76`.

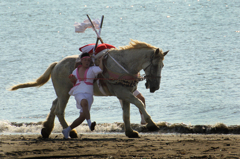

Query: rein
102;52;142;81
107;52;130;74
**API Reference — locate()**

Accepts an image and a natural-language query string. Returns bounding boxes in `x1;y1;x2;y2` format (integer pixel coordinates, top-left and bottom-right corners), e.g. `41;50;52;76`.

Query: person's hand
68;74;77;84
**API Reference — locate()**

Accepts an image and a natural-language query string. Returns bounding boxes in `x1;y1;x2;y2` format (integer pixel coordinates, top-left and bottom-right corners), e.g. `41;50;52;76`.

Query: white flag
74;19;100;33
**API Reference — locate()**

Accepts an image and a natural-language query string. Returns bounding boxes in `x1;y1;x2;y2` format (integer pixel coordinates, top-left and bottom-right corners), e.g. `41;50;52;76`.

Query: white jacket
69;66;102;95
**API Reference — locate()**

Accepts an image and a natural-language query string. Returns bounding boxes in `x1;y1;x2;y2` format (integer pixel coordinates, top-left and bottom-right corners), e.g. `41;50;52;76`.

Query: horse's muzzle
149;80;160;93
146;79;160;92
150;86;159;93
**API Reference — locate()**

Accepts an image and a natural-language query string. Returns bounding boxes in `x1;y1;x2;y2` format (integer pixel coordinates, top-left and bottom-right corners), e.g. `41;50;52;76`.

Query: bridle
143;53;162;80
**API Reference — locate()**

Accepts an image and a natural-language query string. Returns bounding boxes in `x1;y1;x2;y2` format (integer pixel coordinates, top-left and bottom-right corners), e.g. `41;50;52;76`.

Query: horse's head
143;48;169;93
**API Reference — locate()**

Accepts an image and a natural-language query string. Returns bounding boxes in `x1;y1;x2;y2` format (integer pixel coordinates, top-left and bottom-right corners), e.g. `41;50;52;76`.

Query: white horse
10;40;168;138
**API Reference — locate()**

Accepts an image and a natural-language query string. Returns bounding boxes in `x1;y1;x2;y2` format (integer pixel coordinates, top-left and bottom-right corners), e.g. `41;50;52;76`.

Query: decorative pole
86;14;104;44
94;15;104;52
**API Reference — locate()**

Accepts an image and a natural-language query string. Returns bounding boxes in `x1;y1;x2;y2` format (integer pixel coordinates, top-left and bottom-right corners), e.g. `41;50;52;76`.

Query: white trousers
74;93;93;113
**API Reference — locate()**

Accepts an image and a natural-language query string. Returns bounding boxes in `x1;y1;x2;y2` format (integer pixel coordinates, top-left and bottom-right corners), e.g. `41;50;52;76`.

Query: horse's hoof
70;129;78;138
126;130;140;138
41;128;50;138
146;123;159;131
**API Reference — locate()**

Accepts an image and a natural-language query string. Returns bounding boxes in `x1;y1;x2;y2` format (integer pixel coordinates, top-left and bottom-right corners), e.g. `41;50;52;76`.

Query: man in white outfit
62;53;103;139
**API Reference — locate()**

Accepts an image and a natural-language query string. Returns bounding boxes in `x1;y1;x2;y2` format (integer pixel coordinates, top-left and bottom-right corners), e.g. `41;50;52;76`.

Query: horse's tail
10;62;58;91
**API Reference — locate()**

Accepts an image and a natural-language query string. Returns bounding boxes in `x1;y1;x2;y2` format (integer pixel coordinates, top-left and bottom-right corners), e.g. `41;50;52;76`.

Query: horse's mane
118;39;157;50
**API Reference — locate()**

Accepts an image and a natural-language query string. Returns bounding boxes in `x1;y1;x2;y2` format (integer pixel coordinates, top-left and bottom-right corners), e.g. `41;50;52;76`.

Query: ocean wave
0;120;240;134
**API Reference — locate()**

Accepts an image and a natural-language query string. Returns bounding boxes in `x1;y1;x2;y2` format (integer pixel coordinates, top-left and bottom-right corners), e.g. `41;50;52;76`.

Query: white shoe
62;129;70;139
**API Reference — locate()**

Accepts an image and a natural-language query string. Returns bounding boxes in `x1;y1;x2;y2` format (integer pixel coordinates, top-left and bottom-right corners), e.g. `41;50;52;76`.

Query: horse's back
53;55;78;75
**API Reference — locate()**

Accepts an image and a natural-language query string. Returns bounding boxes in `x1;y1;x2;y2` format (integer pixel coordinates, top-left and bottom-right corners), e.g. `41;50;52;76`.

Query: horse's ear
163;50;169;56
155;48;160;55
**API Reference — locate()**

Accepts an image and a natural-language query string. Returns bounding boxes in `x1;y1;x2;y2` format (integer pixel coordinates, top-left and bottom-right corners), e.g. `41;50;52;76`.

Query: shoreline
1;133;240;158
3;121;240;135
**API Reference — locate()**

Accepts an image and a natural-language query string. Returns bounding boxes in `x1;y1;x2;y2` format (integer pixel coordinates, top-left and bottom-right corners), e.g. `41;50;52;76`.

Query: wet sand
1;133;240;158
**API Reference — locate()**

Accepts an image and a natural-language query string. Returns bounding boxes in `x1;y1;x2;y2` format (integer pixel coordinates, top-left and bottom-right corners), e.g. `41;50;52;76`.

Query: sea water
0;0;239;134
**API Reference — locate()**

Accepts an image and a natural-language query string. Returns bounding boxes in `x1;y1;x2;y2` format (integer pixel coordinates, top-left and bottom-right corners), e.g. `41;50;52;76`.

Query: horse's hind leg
41;98;57;138
122;100;140;138
55;95;78;138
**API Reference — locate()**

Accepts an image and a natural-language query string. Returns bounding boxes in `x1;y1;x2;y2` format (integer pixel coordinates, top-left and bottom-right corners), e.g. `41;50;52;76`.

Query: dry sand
1;133;240;158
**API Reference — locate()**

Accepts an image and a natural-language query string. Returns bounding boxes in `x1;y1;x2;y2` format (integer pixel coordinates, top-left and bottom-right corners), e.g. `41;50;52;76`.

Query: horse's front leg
132;97;159;131
119;90;159;131
121;100;139;138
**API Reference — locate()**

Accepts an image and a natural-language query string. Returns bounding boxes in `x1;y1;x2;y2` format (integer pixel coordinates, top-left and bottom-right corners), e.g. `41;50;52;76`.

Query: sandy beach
1;133;240;159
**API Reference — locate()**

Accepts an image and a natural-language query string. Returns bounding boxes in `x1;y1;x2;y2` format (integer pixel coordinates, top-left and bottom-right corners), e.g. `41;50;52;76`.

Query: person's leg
62;95;88;139
81;99;96;131
135;93;146;125
136;93;145;106
70;98;95;130
133;90;146;107
62;112;85;139
70;112;85;129
81;99;90;120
